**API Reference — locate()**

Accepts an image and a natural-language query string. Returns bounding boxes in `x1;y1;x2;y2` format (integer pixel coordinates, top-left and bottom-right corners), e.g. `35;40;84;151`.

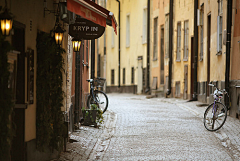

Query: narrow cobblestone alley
58;93;240;161
101;94;234;160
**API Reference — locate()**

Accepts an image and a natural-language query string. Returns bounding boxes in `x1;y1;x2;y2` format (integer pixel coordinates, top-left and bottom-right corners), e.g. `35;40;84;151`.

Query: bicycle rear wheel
87;90;108;113
203;102;227;131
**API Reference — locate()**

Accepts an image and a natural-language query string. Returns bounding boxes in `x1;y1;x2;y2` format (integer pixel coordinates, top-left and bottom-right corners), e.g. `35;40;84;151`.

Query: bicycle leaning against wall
203;84;229;131
86;77;108;114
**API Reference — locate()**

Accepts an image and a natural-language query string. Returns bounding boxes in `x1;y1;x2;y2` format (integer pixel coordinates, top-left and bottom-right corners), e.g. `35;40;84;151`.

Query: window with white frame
165;14;169;58
183;20;189;60
217;0;223;54
176;22;181;61
142;8;147;44
153;17;158;60
126;14;130;47
112;28;115;48
200;5;204;60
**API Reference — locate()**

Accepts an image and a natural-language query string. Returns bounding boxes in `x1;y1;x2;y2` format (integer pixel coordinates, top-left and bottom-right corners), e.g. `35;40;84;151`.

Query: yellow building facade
173;0;195;99
197;0;227;103
106;0;151;94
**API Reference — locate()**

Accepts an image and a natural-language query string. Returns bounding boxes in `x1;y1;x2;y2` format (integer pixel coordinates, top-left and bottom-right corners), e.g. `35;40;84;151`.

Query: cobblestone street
57;93;240;161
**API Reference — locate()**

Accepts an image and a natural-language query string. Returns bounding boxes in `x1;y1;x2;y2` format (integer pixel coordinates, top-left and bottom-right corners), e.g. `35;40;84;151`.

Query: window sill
153;58;158;61
183;58;188;62
176;59;181;62
199;58;203;62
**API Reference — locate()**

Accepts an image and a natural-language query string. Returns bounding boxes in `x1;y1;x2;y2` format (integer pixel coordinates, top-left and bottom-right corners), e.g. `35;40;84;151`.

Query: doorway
160;27;164;85
11;22;26;161
184;65;188;99
137;56;143;94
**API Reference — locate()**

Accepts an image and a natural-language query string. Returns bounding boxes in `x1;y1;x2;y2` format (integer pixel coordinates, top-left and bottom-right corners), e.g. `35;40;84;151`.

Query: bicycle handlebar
208;84;228;96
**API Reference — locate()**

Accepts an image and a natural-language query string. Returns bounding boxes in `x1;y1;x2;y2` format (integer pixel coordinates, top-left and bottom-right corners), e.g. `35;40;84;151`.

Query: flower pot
82;109;97;126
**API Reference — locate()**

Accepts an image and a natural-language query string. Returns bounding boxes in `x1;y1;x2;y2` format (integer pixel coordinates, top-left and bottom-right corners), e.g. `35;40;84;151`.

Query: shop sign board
69;18;105;40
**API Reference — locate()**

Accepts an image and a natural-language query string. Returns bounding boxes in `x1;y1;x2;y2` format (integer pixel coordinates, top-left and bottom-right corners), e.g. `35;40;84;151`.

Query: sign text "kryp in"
73;26;98;32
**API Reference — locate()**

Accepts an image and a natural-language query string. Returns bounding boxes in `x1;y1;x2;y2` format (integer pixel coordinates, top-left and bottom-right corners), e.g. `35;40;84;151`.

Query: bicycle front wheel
203;102;227;131
87;90;108;113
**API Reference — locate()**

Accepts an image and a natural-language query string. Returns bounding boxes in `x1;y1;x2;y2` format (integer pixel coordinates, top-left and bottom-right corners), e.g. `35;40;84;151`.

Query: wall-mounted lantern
0;1;13;36
54;23;64;45
72;38;81;52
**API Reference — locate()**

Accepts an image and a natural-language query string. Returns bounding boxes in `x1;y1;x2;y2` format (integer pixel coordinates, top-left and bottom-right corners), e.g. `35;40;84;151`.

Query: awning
67;0;117;34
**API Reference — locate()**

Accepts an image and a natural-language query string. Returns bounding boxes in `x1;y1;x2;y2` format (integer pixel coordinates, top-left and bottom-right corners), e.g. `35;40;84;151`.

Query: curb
88;110;117;160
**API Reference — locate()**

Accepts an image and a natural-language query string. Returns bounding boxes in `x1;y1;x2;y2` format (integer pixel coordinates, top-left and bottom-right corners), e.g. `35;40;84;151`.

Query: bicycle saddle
86;79;93;82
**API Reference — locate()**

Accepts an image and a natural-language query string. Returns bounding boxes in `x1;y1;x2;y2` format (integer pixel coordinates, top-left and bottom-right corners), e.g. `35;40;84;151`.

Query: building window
111;69;114;85
123;68;126;84
217;0;223;54
142;8;147;44
200;5;204;60
165;14;169;58
126;14;130;47
112;28;115;48
153;17;158;60
218;0;223;15
175;81;180;97
183;20;189;60
131;67;134;84
176;22;181;61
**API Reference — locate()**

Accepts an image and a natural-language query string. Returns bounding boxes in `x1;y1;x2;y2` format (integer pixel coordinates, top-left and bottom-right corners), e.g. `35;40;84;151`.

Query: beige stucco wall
172;0;194;96
106;0;148;87
198;0;227;83
1;0;68;142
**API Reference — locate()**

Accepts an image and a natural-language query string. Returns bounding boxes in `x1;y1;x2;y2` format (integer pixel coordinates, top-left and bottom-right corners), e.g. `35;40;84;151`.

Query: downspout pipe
146;0;150;93
225;0;232;109
166;0;173;95
116;0;121;88
192;0;199;101
91;0;96;79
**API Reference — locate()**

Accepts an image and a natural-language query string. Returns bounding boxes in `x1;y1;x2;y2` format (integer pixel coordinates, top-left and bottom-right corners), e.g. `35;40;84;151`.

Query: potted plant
81;104;103;127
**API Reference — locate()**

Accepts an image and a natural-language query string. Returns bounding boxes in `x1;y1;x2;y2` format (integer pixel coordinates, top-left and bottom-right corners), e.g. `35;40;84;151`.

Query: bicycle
203;84;229;131
86;77;109;114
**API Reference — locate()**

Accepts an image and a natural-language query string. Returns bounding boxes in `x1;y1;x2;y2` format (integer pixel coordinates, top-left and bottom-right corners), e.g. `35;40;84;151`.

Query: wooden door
184;65;188;99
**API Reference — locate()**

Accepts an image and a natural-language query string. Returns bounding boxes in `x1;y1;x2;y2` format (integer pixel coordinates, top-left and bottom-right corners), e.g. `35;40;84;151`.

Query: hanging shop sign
69;18;105;40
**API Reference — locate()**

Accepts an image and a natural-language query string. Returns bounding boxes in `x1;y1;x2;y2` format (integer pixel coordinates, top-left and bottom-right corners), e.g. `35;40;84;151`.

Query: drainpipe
74;51;80;126
192;0;199;101
225;0;232;109
115;0;121;88
166;0;173;96
91;0;96;79
146;0;150;93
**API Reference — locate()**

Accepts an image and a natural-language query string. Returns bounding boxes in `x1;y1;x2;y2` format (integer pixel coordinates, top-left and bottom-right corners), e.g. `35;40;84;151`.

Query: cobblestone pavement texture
56;93;240;161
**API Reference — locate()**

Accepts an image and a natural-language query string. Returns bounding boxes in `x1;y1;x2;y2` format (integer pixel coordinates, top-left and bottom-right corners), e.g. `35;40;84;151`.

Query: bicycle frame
89;81;98;104
210;85;225;120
